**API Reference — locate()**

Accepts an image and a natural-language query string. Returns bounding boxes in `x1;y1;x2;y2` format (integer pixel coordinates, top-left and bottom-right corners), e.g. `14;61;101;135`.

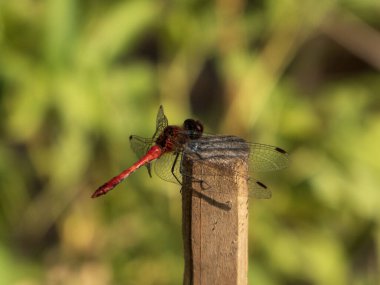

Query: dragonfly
92;105;288;198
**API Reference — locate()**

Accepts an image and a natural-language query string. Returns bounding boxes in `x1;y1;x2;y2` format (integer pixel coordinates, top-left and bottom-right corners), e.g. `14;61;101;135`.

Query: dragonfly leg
172;152;209;189
171;152;182;184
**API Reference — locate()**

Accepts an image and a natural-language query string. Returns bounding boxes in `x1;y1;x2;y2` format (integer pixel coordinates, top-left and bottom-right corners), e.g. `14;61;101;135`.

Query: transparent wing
129;135;153;158
179;136;287;199
129;105;169;177
199;134;289;173
179;155;272;199
154;152;182;185
129;135;154;176
247;143;289;172
248;179;272;199
152;105;168;141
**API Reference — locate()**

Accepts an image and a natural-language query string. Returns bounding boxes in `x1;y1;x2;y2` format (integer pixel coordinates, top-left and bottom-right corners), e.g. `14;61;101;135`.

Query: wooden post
182;136;250;285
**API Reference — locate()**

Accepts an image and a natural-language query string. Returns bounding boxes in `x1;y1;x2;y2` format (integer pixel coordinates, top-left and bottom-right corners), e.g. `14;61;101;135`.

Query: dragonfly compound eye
183;119;204;139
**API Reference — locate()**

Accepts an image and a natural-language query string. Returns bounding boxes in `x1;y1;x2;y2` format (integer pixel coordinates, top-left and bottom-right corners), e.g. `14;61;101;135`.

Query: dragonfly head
183;119;203;139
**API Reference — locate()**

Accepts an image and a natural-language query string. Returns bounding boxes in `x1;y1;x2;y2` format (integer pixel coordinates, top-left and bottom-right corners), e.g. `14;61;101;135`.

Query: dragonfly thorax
155;126;186;151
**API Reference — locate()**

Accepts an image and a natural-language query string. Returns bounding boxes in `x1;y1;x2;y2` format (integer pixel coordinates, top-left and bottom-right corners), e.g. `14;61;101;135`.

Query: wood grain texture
182;136;249;285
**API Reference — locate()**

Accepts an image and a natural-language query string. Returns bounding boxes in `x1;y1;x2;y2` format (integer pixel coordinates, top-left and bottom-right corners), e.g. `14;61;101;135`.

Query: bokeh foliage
1;0;379;284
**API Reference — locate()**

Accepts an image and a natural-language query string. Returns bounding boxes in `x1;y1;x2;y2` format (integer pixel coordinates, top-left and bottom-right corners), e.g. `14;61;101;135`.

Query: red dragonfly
92;105;288;198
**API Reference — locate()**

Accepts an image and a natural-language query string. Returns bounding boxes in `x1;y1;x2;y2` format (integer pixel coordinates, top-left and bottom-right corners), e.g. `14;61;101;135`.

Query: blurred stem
321;9;380;71
221;22;307;132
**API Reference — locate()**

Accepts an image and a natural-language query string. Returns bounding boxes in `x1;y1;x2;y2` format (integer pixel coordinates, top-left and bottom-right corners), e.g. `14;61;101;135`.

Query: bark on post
182;136;250;285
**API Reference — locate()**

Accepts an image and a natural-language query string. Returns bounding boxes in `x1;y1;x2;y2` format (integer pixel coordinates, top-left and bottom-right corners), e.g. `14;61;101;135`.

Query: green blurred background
1;0;379;284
